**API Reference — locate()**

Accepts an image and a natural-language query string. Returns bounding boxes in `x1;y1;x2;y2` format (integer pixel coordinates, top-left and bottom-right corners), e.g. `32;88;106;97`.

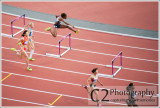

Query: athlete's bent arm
87;76;92;87
97;79;103;86
61;18;74;28
17;38;23;45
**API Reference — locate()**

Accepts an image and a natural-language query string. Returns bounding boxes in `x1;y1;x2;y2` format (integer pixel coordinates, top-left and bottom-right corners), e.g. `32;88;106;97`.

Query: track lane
2;46;158;84
2;85;127;106
2;25;158;61
2;98;43;106
2;73;88;98
2;85;88;106
2;57;158;85
2;37;158;73
2;14;158;50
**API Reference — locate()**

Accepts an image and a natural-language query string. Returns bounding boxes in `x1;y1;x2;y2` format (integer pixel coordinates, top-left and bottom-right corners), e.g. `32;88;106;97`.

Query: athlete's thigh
59;25;68;28
21;49;28;58
90;86;97;94
91;86;98;95
53;27;58;35
31;40;35;48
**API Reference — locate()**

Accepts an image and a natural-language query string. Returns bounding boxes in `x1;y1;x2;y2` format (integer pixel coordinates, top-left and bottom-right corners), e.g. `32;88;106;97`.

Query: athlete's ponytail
22;30;28;37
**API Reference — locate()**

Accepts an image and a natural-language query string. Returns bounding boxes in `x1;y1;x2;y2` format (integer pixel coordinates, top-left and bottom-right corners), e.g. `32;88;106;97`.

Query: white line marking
2;71;158;98
2;46;158;74
2;32;158;63
2;84;127;106
2;97;54;107
2;59;158;85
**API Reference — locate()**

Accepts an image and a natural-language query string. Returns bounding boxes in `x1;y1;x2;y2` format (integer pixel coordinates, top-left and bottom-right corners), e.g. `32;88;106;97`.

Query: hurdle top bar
11;14;25;23
112;51;122;63
59;33;71;43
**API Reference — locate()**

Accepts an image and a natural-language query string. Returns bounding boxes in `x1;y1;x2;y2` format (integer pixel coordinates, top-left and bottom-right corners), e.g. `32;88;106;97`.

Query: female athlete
11;30;32;71
25;22;35;61
82;68;103;107
45;13;79;37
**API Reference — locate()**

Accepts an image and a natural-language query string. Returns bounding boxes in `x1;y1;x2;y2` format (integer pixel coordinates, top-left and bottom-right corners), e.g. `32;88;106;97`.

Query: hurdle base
60;47;71;57
105;65;122;78
98;73;113;78
46;53;60;58
113;66;122;78
46;47;71;58
13;29;24;37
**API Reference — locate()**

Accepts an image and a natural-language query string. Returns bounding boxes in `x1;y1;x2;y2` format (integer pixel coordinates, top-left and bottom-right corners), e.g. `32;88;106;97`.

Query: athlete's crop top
29;28;33;36
91;74;98;83
21;36;29;45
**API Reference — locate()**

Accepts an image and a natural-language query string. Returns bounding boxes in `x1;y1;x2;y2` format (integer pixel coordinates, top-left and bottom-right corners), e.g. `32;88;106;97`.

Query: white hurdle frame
46;33;71;58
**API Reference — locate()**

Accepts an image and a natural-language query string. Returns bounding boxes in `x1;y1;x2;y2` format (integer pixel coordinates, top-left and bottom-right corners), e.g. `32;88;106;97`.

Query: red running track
2;2;158;31
2;13;158;106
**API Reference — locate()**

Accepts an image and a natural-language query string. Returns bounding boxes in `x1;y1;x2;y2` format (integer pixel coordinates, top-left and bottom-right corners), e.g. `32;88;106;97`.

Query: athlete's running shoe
82;85;87;89
45;27;51;31
97;103;101;107
27;67;32;71
76;29;80;34
29;58;35;61
11;48;16;51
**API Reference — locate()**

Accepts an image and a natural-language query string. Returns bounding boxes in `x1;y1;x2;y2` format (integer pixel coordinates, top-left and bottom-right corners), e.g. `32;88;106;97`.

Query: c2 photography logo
88;86;158;106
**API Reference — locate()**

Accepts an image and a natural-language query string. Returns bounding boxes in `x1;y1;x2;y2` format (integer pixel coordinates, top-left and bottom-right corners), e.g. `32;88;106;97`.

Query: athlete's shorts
24;47;27;51
54;24;61;28
90;84;96;88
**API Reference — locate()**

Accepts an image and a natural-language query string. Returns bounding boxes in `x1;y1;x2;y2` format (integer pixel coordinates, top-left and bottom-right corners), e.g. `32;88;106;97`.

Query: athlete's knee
67;25;71;28
26;56;29;61
28;48;31;51
94;91;98;95
32;46;35;50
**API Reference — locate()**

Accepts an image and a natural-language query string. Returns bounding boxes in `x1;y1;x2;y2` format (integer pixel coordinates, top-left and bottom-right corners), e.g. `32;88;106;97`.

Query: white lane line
2;11;158;40
2;97;54;107
2;59;158;85
2;71;158;98
2;21;158;52
2;33;158;63
2;46;158;74
2;84;127;106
